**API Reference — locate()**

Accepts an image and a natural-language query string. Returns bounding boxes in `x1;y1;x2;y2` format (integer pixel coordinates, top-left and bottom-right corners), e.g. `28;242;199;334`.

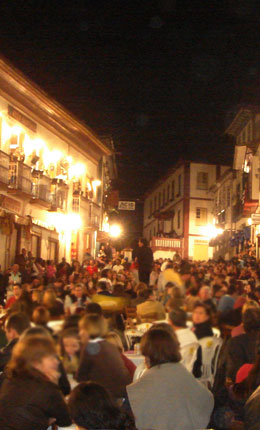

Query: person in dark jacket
226;307;260;382
0;312;30;372
136;238;153;285
192;303;214;340
0;335;71;430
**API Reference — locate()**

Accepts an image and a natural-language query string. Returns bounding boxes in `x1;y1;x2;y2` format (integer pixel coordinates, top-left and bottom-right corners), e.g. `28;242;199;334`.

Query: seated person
169;308;200;373
0;312;30;372
192;303;213;339
68;381;137;430
136;288;166;322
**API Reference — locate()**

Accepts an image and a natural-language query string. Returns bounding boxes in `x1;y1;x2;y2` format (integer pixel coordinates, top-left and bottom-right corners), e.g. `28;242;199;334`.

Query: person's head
13;284;22;299
85;302;103;315
198;286;211;302
105;331;124;353
138;237;147;247
5;312;31;342
169;309;187;329
12;264;19;274
79;313;107;343
32;306;51;326
7;335;58;380
141;288;154;301
192;303;211;325
31;289;42;303
140;327;181;368
21;248;27;256
74;285;84;299
59;328;80;358
243;308;260;333
97;281;108;292
68;382;136;430
42;289;57;308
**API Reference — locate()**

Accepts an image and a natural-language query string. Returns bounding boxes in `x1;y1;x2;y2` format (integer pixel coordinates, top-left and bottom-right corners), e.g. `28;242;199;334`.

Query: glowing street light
201;224;223;239
109;224;122;238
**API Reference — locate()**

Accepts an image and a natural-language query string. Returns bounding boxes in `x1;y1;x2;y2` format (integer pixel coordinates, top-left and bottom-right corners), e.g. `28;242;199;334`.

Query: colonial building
0;56;112;269
143;161;229;260
210;106;260;259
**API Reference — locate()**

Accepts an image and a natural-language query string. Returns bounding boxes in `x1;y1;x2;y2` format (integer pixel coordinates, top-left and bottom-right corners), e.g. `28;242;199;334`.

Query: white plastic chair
180;342;199;373
198;336;223;387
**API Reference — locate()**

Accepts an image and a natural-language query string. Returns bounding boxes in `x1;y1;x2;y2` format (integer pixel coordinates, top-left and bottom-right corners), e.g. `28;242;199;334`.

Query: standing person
136;238;153;285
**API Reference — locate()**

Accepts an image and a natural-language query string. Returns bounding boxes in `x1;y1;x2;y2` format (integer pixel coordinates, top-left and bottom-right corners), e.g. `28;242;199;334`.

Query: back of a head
68;382;136;430
141;288;153;301
79;313;107;339
97;281;108;291
6;312;30;336
243;308;260;333
141;327;181;367
169;309;187;328
32;306;50;325
85;302;103;315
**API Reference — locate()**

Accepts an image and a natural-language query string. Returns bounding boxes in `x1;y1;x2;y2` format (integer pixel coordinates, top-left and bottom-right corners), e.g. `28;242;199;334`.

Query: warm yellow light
69;163;86;180
67;213;82;230
51;150;62;164
2;121;12;142
47;212;82;233
42;147;52;168
66;156;73;164
201;224;223;239
248;218;252;226
12;125;23;135
92;179;101;187
110;224;122;238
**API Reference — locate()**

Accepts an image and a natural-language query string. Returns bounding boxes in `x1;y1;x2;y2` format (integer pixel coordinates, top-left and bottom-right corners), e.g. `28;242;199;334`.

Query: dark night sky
1;0;260;198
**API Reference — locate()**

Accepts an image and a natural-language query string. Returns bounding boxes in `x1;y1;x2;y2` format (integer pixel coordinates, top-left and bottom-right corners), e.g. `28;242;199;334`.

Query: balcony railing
0;150;9;185
31;174;52;205
8;161;32;194
151;236;183;252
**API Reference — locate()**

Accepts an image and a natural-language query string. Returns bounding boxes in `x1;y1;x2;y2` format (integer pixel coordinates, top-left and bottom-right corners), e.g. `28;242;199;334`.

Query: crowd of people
0;241;260;429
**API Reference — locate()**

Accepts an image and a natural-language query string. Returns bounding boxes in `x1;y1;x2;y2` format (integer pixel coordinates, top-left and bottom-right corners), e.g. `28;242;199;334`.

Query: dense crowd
0;241;260;429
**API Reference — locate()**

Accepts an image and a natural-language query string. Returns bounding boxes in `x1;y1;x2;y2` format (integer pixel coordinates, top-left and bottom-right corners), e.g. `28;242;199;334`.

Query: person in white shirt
169;308;199;373
112;259;124;274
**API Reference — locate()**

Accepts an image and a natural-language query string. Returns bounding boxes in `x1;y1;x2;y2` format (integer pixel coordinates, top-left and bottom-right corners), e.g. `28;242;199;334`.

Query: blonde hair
105;331;124;352
79;313;107;339
7;335;56;378
242;299;259;314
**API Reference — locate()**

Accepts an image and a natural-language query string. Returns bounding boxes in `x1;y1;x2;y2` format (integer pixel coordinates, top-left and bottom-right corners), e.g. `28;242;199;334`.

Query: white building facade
143;161;229;261
0;57;111;269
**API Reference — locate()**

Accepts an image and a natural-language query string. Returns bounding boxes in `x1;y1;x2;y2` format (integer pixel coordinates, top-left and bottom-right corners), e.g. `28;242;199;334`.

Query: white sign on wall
118;201;135;210
251;214;260;224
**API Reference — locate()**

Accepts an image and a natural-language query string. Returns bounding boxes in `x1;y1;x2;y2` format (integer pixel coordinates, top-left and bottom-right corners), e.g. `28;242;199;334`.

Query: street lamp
110;224;122;238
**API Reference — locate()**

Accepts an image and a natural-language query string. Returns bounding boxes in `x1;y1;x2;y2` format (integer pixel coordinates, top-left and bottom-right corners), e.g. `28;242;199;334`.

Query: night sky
1;0;260;198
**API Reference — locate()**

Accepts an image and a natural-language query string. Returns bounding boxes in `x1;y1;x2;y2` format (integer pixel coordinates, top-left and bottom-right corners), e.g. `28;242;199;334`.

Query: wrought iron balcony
0;150;9;185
